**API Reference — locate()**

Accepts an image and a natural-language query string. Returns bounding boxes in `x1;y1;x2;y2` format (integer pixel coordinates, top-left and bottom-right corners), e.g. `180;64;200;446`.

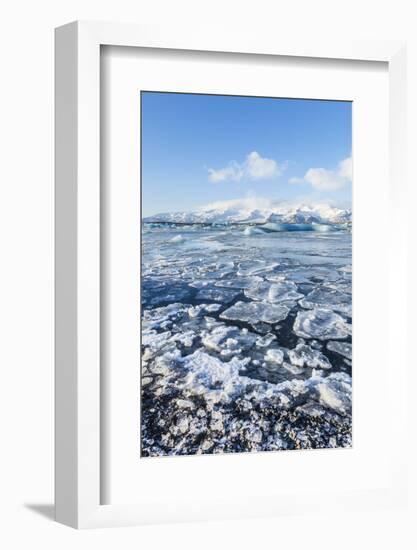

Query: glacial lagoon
141;223;352;457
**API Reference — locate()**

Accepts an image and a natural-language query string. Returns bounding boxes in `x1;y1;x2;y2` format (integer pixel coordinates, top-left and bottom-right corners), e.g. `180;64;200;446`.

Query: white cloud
338;156;352;180
199;196;274;211
290;156;352;191
208;151;283;183
208;161;244;183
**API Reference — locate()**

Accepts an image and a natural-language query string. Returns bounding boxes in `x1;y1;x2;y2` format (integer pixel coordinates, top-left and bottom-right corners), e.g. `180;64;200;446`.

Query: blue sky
141;92;352;217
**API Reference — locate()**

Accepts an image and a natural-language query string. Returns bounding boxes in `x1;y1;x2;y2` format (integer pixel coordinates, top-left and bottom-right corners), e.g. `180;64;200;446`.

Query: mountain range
144;202;351;225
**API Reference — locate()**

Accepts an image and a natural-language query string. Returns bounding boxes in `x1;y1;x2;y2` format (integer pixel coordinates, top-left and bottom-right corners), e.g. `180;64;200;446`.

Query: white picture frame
55;20;407;529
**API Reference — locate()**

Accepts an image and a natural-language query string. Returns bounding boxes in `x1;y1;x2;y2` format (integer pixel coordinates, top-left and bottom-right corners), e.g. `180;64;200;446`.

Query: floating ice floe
312;372;351;416
244;280;303;303
179;350;252;405
299;287;351;316
201;324;257;356
142;303;189;330
220;301;290;324
205;303;222;312
323;278;352;295
327;340;352;360
142;329;172;350
243;226;265;236
293;308;351;340
214;275;263;289
187;303;222;318
288;341;332;369
265;349;284;364
146;348;181;376
255;333;276;347
170;330;196;348
170;234;185;243
237;260;279;276
189;280;215;289
196;287;240;303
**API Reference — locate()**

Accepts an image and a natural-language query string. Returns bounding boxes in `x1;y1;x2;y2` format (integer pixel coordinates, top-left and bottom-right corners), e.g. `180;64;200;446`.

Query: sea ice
142;303;189;330
205;303;222;312
220;301;290;324
255;333;276;347
244;280;303;303
170;330;196;347
288;342;332;369
142;329;172;349
299;287;351;315
170;234;185;243
201;324;256;355
189;280;216;289
141;223;353;456
265;349;284;364
243;226;265;236
214;276;263;289
237;260;278;276
281;362;304;375
293;308;351;340
179;350;251;404
327;340;352;360
313;372;351;415
196;288;240;303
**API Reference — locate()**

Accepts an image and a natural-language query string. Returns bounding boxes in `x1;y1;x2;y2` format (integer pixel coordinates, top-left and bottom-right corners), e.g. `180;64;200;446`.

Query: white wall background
0;0;415;548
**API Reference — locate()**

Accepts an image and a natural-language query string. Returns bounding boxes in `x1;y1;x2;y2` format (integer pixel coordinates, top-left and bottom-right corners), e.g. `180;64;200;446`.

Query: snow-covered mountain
144;201;351;225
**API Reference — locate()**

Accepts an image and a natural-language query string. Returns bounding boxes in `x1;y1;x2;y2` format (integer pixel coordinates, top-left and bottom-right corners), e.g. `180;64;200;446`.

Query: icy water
141;224;352;457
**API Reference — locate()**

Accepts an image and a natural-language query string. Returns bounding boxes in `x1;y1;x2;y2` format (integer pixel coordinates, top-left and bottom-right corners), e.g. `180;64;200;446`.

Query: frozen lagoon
141;224;352;456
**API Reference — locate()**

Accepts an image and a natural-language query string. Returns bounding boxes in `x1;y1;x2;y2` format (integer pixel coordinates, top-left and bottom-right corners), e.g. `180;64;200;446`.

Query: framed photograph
55;21;407;528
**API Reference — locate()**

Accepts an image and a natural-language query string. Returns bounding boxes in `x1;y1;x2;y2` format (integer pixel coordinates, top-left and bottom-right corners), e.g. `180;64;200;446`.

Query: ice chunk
265;349;284;364
220;301;290;324
170;234;185;243
142;303;189;330
170;330;196;348
205;303;222;312
288;342;332;369
201;324;256;355
313;372;351;415
214;276;262;289
293;308;351;340
243;226;265;236
146;286;191;306
281;362;304;375
255;333;276;347
245;280;303;303
237;260;278;276
299;287;351;315
142;330;172;350
187;304;206;318
296;402;327;418
179;350;251;404
189;280;215;289
327;340;352;360
196;288;240;303
251;322;272;334
147;348;181;376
